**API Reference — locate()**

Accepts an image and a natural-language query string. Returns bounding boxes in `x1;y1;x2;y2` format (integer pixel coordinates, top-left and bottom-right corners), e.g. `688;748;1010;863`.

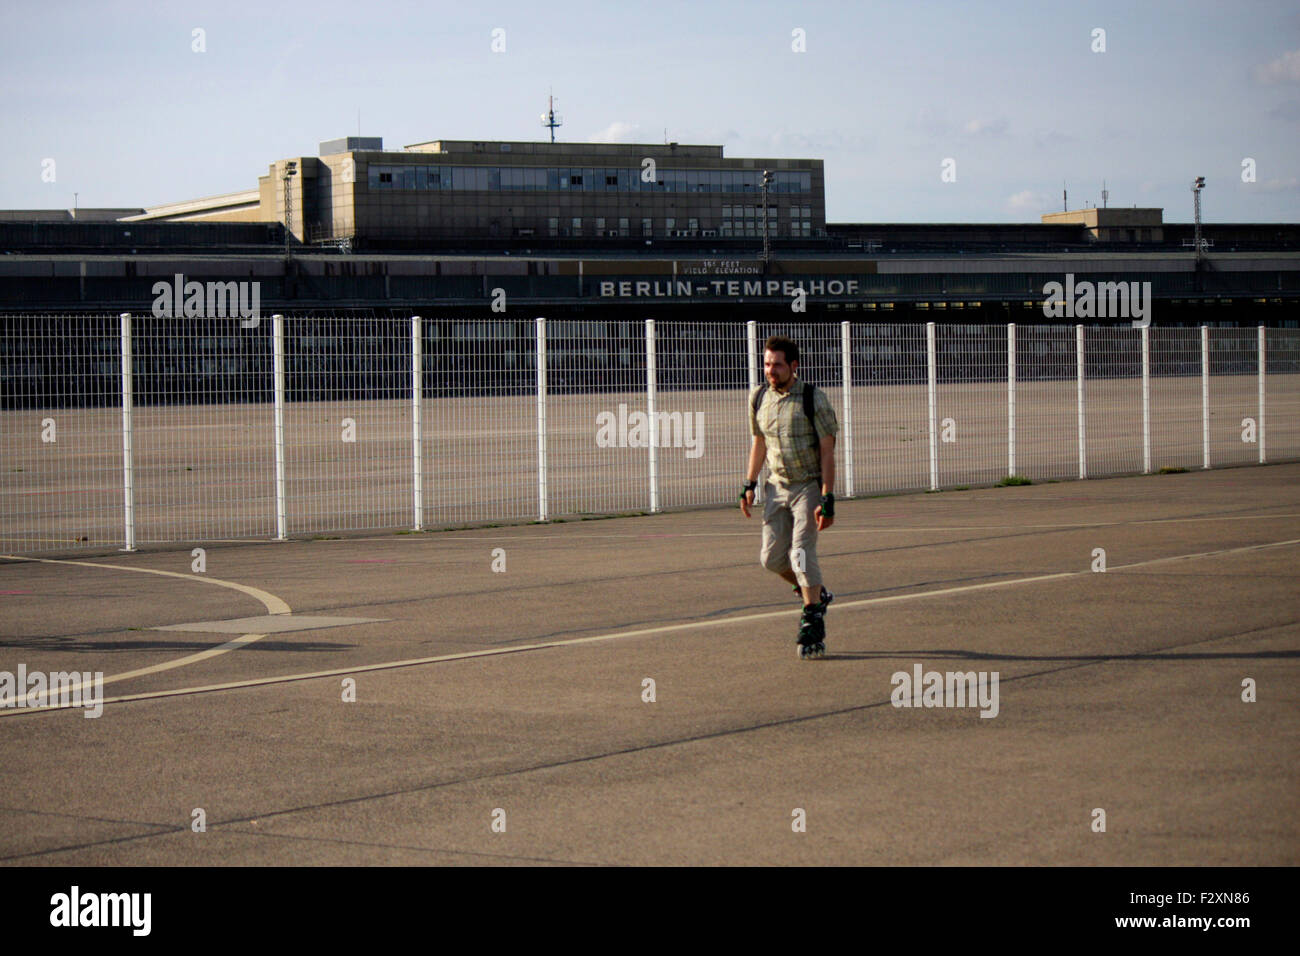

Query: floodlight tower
1191;176;1206;267
540;94;563;143
283;160;298;260
761;169;774;266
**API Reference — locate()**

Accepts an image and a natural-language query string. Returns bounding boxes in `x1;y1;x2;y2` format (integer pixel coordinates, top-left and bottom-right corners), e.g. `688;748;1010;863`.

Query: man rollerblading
739;335;839;659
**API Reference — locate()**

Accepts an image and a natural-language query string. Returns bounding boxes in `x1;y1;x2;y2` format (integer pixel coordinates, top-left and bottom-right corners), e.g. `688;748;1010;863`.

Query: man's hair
763;335;799;365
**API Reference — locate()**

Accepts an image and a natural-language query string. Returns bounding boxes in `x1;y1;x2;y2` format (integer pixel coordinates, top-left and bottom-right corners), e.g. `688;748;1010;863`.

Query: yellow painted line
0;555;292;712
403;513;1300;541
1;634;269;715
0;554;291;615
12;536;1296;715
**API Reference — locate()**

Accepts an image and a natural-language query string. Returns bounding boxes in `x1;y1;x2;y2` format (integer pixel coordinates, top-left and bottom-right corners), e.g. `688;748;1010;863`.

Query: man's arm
740;435;766;517
818;435;835;497
747;434;767;483
816;435;835;530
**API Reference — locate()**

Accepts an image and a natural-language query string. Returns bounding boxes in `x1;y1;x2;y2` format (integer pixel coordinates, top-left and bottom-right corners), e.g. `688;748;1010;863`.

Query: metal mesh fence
1148;327;1205;471
936;324;1008;488
133;316;274;542
1012;325;1079;481
852;323;929;494
1207;327;1262;468
1084;326;1144;478
1;315;123;553
1266;326;1300;463
422;318;537;528
655;320;749;509
2;315;1296;555
282;314;411;535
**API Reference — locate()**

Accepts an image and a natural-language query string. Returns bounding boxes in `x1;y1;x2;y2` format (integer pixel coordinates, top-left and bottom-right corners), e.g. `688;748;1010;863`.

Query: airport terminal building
0;134;1296;329
118;137;826;247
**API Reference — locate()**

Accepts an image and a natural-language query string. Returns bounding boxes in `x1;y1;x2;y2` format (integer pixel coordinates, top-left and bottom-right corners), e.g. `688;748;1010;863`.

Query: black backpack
751;381;820;445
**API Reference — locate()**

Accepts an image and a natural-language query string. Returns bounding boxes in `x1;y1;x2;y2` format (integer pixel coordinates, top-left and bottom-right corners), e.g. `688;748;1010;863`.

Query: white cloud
963;117;1009;137
756;130;873;153
1007;190;1044;214
588;122;641;143
1254;49;1300;85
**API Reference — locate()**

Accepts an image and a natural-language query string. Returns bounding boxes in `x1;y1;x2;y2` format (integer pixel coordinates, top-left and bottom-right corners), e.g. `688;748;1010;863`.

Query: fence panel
132;315;274;543
543;319;648;518
1265;327;1300;461
1012;324;1078;481
0;315;123;553
280;313;411;535
851;323;929;494
935;324;1008;487
422;317;537;527
1148;327;1205;471
1084;326;1144;478
1207;327;1261;467
654;320;749;509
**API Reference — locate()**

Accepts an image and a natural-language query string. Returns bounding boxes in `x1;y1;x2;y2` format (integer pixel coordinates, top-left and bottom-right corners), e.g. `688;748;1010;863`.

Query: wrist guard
820;493;835;518
740;480;758;501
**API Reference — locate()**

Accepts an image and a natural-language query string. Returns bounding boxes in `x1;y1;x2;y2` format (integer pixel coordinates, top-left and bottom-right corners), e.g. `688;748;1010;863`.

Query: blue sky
2;0;1298;222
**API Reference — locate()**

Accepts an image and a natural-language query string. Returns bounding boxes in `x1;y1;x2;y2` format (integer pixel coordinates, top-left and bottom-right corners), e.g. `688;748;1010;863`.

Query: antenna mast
540;93;563;143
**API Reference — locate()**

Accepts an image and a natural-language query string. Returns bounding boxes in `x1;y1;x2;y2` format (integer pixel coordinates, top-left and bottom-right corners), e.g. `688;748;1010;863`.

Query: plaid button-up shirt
749;377;839;487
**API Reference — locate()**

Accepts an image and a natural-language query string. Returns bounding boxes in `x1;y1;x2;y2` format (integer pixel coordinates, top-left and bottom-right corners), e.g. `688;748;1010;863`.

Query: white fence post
272;314;287;540
411;315;423;531
536;317;548;522
746;319;758;391
1141;325;1151;474
646;318;659;513
1007;322;1016;477
1258;324;1266;464
1201;325;1210;469
926;321;938;491
1076;324;1087;480
119;312;136;552
747;319;762;504
840;320;854;498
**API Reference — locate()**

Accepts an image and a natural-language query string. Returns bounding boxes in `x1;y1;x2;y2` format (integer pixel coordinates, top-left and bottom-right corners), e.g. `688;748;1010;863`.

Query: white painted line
14;536;1297;714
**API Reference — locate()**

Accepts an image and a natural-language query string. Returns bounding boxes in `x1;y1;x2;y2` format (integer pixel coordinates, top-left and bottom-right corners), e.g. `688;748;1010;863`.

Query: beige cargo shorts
759;477;823;591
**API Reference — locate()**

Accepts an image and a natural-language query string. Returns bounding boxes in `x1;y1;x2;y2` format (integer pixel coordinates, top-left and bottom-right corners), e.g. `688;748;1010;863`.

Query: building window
596;218;606;233
378;172;393;184
642;217;652;236
688;218;698;233
619;217;629;236
548;217;559;237
606;175;618;187
570;174;583;186
665;218;675;233
572;217;582;236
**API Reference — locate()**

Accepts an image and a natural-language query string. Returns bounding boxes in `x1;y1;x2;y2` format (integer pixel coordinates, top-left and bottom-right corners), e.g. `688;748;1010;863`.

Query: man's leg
790;479;828;606
789;481;823;596
760;482;795;580
791;480;829;656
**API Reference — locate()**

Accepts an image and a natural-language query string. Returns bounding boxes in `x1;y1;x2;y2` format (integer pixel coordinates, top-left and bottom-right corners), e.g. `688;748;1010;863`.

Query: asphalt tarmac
1;463;1297;865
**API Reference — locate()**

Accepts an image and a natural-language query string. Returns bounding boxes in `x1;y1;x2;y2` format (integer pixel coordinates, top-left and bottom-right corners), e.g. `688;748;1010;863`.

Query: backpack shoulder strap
751;383;768;417
802;382;820;444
